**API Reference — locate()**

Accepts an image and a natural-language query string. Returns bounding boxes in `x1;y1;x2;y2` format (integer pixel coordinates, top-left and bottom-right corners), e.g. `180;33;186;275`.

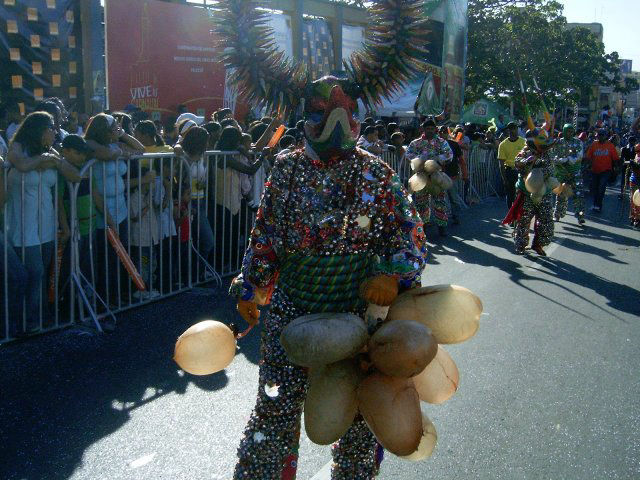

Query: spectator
0;158;28;337
85;113;146;306
0;104;9;157
35;100;68;147
497;121;526;209
181;126;214;277
387;122;400;135
585;129;619;213
5;112;79;333
5;101;22;141
129;166;161;300
57;135;115;321
203;122;222;149
357;126;383;155
113;112;134;136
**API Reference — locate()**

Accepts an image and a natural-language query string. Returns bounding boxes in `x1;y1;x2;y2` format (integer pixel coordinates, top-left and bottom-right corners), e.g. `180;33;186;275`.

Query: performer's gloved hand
360;275;399;306
237;300;260;327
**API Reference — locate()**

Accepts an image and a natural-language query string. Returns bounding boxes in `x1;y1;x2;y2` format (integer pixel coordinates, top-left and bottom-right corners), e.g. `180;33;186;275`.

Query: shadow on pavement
0;284;260;480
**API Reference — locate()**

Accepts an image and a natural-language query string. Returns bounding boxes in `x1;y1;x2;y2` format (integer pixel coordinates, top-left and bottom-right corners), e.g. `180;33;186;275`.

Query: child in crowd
357;126;383;155
129;167;161;299
57;135;116;320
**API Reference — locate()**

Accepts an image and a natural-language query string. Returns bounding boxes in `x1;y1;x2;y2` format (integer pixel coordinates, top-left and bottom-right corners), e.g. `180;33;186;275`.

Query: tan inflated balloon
368;320;438;378
304;359;363;445
633;189;640;207
400;403;438;461
546;176;560;192
280;313;368;367
525;168;544;193
433;171;453;190
424;159;441;174
387;285;482;344
174;320;236;375
412;345;459;404
358;373;422;456
409;172;430;192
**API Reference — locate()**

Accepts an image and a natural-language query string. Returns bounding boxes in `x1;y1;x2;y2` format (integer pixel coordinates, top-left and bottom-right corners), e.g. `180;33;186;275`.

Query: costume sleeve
374;170;427;290
229;165;282;305
405;139;419;159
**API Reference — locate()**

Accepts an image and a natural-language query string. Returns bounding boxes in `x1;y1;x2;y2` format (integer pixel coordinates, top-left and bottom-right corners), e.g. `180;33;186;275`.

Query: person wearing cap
585;129;619;213
552;124;585;224
502;127;556;255
357;126;383;155
497;121;526;209
406;116;454;236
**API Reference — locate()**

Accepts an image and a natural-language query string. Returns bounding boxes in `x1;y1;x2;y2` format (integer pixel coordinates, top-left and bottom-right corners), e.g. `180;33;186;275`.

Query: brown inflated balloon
358;373;422;456
280;313;368;367
400;403;438;461
412;345;459;404
173;320;236;375
525;168;544;193
304;359;363;445
386;285;482;344
546;176;560;192
368;320;438;378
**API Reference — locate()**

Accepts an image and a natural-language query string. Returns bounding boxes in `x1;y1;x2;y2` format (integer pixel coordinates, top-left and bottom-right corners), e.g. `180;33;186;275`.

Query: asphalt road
1;187;639;480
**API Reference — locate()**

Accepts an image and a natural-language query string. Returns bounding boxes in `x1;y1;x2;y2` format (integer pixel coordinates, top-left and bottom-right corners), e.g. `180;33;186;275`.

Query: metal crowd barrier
1;151;257;343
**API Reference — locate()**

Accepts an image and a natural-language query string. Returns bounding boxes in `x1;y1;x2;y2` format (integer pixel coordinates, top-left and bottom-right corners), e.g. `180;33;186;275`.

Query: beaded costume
552;136;584;222
230;148;426;479
505;147;555;253
212;0;431;476
405;135;453;227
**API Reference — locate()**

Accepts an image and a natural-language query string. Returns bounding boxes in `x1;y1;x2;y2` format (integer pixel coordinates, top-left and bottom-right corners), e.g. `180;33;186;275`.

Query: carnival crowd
0;98;639;338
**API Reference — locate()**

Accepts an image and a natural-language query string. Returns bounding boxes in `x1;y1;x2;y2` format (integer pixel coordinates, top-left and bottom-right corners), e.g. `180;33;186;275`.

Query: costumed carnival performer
502;128;556;256
552;123;585;224
405;117;454;236
212;0;431;477
629;143;640;228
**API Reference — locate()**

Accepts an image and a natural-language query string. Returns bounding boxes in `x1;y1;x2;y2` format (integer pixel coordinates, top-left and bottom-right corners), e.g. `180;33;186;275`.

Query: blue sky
560;0;640;70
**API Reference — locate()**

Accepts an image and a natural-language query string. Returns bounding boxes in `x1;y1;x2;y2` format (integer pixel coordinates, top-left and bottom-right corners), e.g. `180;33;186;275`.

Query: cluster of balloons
173;284;482;462
525;168;570;204
408;159;454;196
281;284;482;460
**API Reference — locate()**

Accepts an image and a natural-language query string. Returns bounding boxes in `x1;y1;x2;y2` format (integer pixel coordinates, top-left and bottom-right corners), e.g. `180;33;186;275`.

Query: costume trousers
514;194;554;251
554;179;585;220
414;189;448;227
234;289;381;480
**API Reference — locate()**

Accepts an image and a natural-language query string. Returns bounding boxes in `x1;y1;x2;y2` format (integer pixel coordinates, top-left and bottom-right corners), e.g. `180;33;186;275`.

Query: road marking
129;452;156;468
309;460;332;480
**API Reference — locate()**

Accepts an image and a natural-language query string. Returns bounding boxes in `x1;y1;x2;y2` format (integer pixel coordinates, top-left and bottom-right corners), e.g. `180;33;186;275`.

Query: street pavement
1;187;639;480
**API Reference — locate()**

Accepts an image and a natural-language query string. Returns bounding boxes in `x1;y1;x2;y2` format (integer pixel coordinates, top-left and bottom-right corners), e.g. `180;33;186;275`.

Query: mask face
303;76;361;160
532;129;555;151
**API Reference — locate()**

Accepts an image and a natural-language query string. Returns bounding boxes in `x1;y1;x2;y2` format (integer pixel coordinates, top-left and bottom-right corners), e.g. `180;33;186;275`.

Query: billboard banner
0;0;83;111
105;0;226;119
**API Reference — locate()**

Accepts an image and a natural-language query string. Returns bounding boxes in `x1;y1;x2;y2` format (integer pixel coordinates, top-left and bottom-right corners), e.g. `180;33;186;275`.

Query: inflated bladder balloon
368;320;438;378
562;184;574;198
174;320;236;375
280;313;368;367
412;345;459;404
400;403;438;461
358;373;422;456
546;176;560;192
633;189;640;207
525;168;544;193
304;359;363;445
424;159;441;174
433;171;453;190
409;172;430;192
387;285;482;344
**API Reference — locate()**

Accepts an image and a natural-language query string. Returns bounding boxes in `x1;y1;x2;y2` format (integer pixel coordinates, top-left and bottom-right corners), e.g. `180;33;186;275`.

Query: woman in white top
6;112;81;332
83;113;145;305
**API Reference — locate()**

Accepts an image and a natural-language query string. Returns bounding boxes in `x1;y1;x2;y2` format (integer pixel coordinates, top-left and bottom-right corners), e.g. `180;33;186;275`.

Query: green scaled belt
278;253;374;314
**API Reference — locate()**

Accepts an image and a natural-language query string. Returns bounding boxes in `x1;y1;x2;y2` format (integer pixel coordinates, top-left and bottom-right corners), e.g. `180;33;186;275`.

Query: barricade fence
1;151;257;343
1;145;500;343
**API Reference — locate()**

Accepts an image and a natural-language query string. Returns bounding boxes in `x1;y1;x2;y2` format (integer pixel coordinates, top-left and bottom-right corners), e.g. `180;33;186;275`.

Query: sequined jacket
552;138;583;180
230;147;427;305
405;135;454;166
